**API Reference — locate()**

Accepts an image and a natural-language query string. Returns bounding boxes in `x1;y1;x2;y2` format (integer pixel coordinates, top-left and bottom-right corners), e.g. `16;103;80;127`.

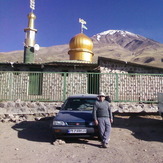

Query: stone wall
0;100;158;122
0;100;62;123
99;57;163;102
100;73;162;102
0;72;88;101
66;73;88;96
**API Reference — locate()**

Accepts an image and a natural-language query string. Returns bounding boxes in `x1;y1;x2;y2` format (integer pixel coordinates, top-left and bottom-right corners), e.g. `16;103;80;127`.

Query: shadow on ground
12;114;163;144
112;113;163;142
12;117;53;143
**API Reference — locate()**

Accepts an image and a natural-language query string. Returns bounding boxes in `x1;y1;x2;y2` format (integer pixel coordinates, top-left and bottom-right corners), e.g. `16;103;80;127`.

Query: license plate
68;129;87;133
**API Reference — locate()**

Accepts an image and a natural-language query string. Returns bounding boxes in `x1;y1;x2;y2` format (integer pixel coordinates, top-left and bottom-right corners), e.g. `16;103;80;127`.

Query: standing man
93;92;113;148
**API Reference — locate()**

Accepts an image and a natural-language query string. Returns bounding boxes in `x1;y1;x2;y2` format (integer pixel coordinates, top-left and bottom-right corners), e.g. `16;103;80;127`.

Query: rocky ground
0;114;163;163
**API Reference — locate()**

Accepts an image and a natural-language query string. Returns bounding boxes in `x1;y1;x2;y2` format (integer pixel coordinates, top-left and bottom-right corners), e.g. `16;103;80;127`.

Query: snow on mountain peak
95;30;139;41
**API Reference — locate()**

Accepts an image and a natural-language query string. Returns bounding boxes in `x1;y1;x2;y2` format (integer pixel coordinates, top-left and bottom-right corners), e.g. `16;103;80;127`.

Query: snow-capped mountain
94;30;140;41
92;30;160;51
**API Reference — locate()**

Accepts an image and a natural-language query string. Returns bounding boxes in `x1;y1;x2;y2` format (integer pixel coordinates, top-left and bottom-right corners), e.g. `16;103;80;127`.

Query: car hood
54;111;94;122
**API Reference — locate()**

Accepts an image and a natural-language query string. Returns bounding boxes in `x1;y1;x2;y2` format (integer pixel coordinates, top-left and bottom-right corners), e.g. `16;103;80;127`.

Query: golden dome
69;33;93;50
68;33;94;62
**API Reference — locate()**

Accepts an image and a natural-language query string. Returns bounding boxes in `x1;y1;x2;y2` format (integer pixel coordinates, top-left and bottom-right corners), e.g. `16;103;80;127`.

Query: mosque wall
0;60;162;105
0;63;162;115
98;57;163;103
0;61;162;102
0;65;91;101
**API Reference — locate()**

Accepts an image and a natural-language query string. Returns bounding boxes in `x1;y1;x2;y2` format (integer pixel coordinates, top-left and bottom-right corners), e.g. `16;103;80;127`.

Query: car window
62;98;97;111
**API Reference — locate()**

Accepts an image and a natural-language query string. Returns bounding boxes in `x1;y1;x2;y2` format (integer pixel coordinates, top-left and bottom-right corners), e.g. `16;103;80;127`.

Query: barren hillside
0;30;163;68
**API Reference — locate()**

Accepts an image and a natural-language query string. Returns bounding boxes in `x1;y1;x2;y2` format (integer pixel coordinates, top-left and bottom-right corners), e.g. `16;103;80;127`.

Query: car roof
67;94;98;99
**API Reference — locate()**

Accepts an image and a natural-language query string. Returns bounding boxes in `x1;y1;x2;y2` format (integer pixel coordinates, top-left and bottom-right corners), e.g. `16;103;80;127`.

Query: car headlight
89;121;95;126
53;121;66;126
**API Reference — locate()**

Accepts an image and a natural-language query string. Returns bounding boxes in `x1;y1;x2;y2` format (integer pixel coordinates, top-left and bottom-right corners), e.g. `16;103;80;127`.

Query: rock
24;115;35;121
15;99;21;103
118;104;123;109
0;102;5;108
37;107;45;112
21;102;27;107
35;117;42;121
6;102;15;108
27;102;36;108
15;103;21;108
0;114;5;120
2;118;10;123
52;139;66;145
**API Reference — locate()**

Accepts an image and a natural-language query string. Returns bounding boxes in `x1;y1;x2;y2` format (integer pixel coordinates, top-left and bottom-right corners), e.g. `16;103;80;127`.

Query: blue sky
1;0;163;52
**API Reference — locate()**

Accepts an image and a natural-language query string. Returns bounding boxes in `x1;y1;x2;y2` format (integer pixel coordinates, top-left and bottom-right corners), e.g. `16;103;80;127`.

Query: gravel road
0;114;163;163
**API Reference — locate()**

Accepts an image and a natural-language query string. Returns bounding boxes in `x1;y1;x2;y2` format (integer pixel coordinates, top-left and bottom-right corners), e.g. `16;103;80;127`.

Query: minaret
24;0;38;63
68;18;94;62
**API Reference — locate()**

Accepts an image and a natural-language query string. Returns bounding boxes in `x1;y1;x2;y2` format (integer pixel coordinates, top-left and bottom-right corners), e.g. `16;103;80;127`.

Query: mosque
1;4;161;75
22;3;163;75
0;0;161;74
0;1;162;103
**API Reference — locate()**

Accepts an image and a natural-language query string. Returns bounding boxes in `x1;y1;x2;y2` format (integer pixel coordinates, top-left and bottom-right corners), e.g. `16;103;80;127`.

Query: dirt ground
0;114;163;163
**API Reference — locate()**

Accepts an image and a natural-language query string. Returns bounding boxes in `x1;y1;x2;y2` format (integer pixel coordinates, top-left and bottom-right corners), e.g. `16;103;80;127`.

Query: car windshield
62;98;97;111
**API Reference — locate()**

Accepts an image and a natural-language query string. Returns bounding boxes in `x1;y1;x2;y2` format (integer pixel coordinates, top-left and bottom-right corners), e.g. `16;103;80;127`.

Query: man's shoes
102;142;108;148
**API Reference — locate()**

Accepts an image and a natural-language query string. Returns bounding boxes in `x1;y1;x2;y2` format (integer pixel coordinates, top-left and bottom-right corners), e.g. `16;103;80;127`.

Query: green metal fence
0;71;162;102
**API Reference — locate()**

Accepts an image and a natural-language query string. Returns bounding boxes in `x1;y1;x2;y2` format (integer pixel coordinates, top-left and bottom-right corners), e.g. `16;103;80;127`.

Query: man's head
98;92;106;101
